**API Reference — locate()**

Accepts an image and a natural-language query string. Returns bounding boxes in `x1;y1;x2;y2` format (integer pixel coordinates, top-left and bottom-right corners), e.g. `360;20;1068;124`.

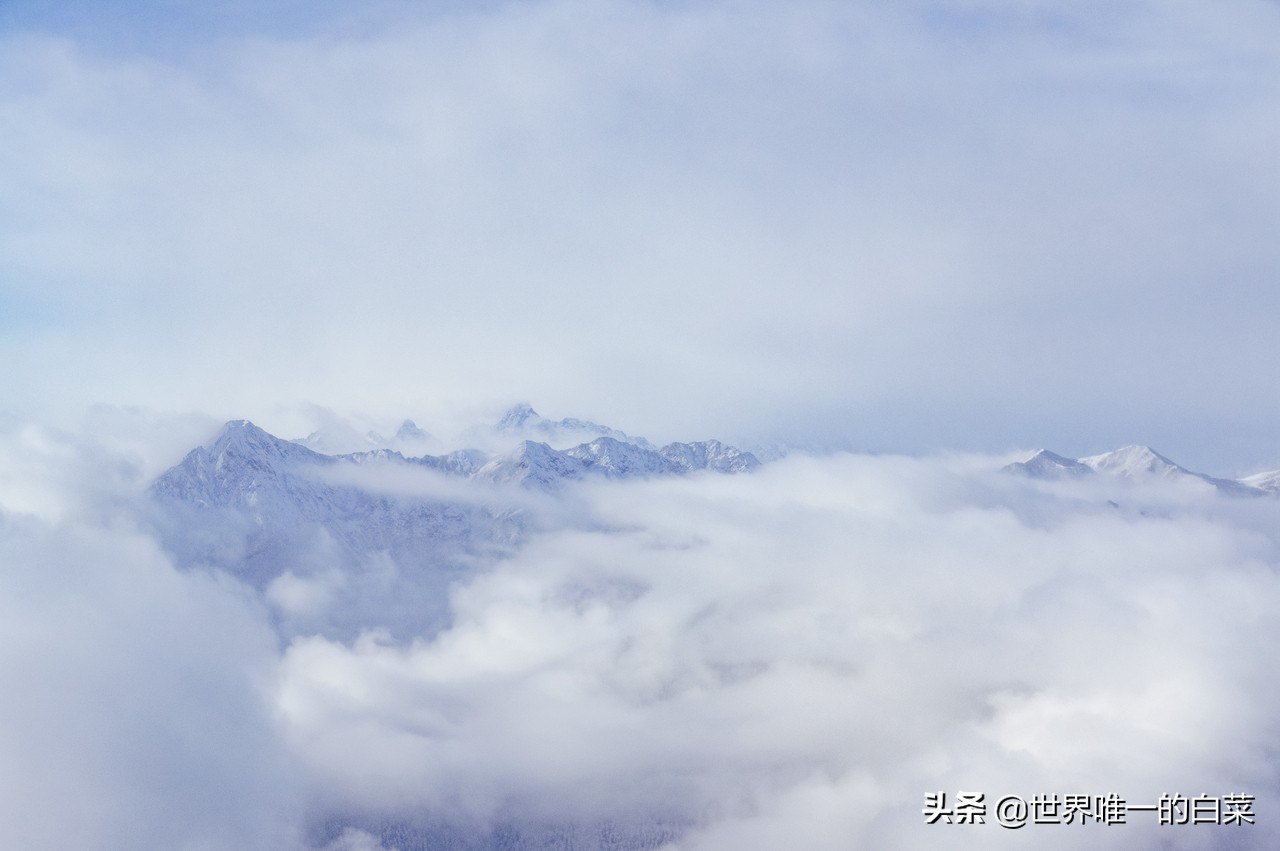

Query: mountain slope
150;421;516;603
1002;449;1092;478
150;418;761;601
1005;444;1266;497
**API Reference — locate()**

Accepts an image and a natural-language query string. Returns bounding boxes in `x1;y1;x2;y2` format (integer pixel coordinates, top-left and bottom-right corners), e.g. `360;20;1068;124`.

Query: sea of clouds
1;413;1277;850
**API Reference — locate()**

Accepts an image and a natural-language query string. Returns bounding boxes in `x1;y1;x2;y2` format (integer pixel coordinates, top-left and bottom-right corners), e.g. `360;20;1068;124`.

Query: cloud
274;452;1280;848
3;413;1279;848
0;516;300;850
320;827;399;851
0;416;303;850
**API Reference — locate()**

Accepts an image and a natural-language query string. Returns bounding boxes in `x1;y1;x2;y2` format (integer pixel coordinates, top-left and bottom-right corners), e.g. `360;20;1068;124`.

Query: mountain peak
496;403;540;430
475;439;588;487
1003;449;1091;478
1080;445;1181;477
659;440;761;473
213;418;272;447
203;419;332;469
395;419;430;441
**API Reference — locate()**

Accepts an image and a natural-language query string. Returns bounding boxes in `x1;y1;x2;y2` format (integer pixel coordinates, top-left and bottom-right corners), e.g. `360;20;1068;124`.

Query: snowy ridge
295;418;440;455
1003;449;1091;478
488;403;655;450
1005;444;1268;496
478;435;762;486
1241;469;1280;493
150;417;760;599
150;421;512;600
1079;445;1190;478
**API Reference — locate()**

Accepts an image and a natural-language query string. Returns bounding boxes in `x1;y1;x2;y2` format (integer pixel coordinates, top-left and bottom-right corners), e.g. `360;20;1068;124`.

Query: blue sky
2;0;1279;472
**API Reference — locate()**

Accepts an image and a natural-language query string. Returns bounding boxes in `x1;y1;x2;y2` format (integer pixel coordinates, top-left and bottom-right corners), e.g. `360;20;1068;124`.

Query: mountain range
1004;444;1277;496
145;405;1280;641
147;408;760;638
139;410;1280;851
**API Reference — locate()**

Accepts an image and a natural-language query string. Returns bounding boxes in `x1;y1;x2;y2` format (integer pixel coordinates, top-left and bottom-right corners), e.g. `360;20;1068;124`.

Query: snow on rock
150;418;762;602
660;439;761;474
1006;443;1265;497
1241;469;1280;493
1002;449;1093;478
474;440;590;488
491;403;654;450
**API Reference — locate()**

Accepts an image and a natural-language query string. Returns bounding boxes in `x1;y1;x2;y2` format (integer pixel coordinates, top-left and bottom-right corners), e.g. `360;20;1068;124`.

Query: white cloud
3;414;1279;848
274;453;1280;848
0;515;300;850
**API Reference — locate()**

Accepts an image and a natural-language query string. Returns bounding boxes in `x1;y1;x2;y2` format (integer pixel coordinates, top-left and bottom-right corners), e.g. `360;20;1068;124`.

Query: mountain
149;420;519;639
472;435;760;487
149;417;760;628
565;436;677;478
293;417;442;456
1079;444;1190;479
1002;449;1091;478
394;419;431;443
474;440;591;488
659;439;761;474
1080;445;1263;495
1241;469;1280;493
1005;444;1265;496
490;403;654;450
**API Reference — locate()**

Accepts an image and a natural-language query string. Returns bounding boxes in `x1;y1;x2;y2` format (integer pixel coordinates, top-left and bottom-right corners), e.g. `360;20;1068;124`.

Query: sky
2;0;1279;471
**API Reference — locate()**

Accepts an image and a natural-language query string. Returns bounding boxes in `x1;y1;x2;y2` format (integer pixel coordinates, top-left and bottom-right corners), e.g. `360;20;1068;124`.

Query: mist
3;418;1276;848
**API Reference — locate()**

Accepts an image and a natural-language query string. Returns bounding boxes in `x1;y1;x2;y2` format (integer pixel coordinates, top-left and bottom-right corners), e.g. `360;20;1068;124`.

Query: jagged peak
395;419;430;441
203;419;331;466
211;418;273;447
571;435;634;453
496;403;540;430
659;439;760;473
511;438;556;456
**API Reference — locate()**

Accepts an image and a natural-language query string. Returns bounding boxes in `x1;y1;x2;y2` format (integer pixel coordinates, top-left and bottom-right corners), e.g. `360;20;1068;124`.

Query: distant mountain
150;421;514;600
474;440;591;488
1003;449;1091;478
1079;444;1192;478
149;417;760;635
295;417;441;455
394;419;431;443
1004;444;1266;496
1241;469;1280;493
658;439;760;474
488;403;655;450
477;436;761;487
998;445;1090;478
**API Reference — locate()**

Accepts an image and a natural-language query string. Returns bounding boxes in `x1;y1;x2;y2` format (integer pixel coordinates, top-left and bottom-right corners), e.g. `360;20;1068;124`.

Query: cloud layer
4;415;1280;848
273;453;1280;848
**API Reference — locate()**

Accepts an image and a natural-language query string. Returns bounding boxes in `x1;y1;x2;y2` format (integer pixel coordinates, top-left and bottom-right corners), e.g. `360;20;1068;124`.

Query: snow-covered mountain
149;415;760;631
1241;469;1280;493
1003;449;1092;478
477;435;761;486
1080;444;1195;478
1005;444;1267;496
486;403;655;450
150;421;516;609
295;417;440;455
